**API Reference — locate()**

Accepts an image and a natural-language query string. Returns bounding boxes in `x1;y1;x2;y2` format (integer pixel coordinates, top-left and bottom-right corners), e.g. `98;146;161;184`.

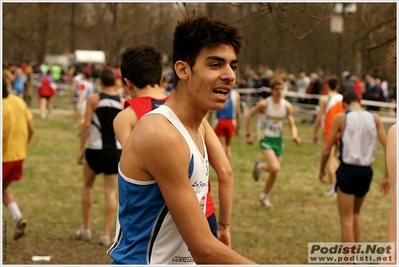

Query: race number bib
265;120;282;137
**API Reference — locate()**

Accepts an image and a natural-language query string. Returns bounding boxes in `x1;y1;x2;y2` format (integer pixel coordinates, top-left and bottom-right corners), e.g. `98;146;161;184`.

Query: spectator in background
259;69;274;99
297;69;310;104
364;76;384;111
389;85;396;115
339;71;354;95
381;78;389;102
352;74;363;100
305;72;322;124
2;76;34;240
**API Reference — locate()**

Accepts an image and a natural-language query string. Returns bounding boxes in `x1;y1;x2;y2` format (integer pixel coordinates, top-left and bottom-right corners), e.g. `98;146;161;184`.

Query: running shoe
14;218;27;240
324;188;337;197
252;161;261;181
259;193;273;208
99;235;110;246
76;226;92;240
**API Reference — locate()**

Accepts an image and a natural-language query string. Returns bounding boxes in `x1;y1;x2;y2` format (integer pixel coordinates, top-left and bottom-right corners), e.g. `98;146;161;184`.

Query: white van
73;50;106;64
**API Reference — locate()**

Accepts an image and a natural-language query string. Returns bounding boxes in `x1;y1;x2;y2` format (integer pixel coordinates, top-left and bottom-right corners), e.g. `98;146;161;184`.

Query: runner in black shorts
85;149;121;175
76;69;124;246
319;91;390;251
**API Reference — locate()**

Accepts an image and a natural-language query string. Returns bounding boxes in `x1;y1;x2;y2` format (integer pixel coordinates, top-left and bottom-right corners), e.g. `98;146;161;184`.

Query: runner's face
271;84;283;98
189;44;238;111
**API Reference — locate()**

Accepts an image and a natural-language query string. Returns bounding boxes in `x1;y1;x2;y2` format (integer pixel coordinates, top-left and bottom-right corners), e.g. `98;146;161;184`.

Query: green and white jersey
257;97;287;139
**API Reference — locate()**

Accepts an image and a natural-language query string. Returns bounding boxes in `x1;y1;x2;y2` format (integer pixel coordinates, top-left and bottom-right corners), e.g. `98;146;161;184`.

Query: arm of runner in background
374;113;390;196
319;113;344;182
234;90;241;136
285;100;301;145
245;99;267;145
313;96;328;144
202;118;233;248
113;106;138;147
77;94;97;165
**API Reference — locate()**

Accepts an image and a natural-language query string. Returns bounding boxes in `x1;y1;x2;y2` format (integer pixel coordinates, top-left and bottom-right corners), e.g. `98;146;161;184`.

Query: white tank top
340;110;377;166
145;105;208;264
257;97;287;139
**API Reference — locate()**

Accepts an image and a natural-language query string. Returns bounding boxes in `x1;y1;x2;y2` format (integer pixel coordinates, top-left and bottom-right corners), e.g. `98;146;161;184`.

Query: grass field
1;90;394;264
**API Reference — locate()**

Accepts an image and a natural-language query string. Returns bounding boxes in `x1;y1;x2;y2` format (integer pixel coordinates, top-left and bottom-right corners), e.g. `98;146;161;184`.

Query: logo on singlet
151;99;166;110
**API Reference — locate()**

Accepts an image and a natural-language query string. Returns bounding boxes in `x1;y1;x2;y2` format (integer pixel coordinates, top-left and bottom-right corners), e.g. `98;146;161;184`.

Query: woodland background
2;2;397;81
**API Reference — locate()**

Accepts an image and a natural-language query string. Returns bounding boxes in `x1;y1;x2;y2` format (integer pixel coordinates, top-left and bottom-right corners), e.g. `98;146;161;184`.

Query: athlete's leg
2;180;14;206
103;173;118;237
327;144;339;185
81;161;97;230
353;196;365;242
47;96;53;118
39;97;47;119
259;150;282;195
337;186;356;242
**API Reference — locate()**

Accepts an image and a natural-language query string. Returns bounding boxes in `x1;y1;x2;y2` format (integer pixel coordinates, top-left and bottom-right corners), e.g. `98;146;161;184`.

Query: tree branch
263;40;302;51
367;36;397;51
269;6;321;40
291;3;332;21
3;26;38;49
349;17;396;53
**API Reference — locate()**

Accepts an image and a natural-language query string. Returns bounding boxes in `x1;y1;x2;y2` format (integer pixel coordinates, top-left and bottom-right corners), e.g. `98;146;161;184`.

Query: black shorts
207;213;217;238
85;148;121;175
335;163;373;198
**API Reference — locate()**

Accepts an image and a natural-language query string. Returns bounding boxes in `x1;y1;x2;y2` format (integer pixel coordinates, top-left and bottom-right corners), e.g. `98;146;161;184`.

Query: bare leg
327;145;338;185
353;196;365;242
337;187;360;242
2;181;14;206
81;161;97;230
260;150;283;195
47;97;53;118
103;174;118;237
39;97;47;119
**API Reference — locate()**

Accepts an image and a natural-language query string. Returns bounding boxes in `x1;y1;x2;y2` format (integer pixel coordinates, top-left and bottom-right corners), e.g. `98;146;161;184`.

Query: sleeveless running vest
108;105;209;264
322;93;344;142
216;89;236;119
257;97;287;139
87;93;122;150
339;110;377;166
124;96;169;120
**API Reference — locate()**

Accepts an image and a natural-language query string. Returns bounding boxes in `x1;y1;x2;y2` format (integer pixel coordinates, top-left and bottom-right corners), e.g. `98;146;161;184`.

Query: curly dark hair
172;16;244;87
120;44;163;89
